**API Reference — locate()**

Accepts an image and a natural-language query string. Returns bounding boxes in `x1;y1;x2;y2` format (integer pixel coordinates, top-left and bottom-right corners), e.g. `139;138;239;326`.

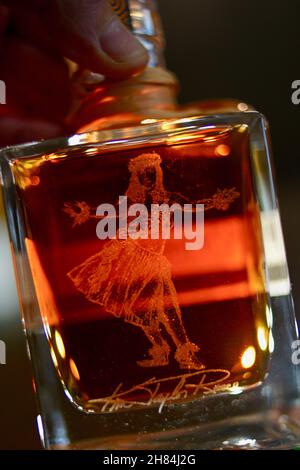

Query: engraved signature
88;368;233;413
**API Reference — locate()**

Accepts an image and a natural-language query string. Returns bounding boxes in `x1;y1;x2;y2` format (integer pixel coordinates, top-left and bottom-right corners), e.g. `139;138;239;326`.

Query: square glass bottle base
30;295;300;450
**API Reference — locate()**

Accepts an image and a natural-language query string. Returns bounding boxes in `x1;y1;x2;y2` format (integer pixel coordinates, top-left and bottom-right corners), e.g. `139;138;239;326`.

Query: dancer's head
126;153;168;203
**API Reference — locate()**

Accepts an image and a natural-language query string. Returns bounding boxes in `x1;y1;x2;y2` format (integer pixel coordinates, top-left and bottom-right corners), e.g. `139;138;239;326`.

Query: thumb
41;0;149;78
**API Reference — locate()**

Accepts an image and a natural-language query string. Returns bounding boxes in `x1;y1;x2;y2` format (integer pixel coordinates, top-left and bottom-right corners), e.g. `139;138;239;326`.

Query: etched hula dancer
64;153;239;370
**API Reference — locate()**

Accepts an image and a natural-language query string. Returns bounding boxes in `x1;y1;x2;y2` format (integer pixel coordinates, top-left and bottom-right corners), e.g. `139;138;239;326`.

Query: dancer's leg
136;321;171;367
160;280;205;370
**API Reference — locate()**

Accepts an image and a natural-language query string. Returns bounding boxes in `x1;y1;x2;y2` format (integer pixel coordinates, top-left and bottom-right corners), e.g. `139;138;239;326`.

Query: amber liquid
12;125;270;412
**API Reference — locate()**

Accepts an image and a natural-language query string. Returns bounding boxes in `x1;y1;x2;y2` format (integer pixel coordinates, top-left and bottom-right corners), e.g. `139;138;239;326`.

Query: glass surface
1;112;299;449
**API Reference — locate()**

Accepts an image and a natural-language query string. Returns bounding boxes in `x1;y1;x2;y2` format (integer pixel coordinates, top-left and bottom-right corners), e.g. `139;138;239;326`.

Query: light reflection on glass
54;330;66;359
241;346;256;369
50;346;58;368
69;358;80;381
269;331;275;353
257;326;268;351
215;144;231;157
237;102;249;112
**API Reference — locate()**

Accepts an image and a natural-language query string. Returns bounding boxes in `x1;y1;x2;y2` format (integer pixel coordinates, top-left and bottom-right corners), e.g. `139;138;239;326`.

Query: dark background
0;0;300;449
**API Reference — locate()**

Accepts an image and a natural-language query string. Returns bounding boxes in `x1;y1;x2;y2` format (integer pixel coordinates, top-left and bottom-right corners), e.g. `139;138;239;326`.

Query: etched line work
88;369;232;413
64;153;240;371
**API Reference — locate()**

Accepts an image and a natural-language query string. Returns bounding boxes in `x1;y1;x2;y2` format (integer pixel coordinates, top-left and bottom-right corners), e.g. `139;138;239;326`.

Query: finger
39;0;149;78
0;117;63;146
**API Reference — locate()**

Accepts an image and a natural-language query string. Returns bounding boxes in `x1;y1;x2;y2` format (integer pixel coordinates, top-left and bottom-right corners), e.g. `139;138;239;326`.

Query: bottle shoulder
67;67;258;133
71;98;259;134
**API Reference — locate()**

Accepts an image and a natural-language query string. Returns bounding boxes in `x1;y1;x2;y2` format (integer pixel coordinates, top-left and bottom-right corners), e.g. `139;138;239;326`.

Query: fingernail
100;19;148;65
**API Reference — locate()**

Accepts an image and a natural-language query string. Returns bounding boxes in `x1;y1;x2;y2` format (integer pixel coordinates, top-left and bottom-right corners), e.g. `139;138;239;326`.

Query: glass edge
0;111;263;161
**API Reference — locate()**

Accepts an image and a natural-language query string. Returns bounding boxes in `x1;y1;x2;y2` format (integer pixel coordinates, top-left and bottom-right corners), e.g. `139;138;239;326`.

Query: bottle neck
69;0;179;132
110;0;166;68
70;67;178;132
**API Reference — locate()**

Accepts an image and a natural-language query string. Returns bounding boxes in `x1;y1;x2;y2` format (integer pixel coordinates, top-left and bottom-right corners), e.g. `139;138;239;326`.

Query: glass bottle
0;0;299;450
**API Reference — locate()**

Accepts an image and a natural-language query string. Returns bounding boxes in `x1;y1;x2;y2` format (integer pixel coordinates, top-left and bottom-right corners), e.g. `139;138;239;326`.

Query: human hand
0;0;148;145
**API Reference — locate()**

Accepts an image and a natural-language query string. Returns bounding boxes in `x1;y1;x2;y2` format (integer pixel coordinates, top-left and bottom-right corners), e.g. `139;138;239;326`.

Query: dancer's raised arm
170;187;240;212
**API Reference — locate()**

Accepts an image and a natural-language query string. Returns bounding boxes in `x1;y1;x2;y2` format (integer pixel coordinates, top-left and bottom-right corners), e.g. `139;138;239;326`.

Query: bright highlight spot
237;124;248;133
100;96;115;104
69;358;80;381
241;346;256;369
215;144;231;157
257;326;268;351
266;305;273;328
85;147;98;155
36;415;45;447
237;102;249;112
269;331;275;353
141;119;158;124
55;330;66;359
50;346;58;368
230;384;243;395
